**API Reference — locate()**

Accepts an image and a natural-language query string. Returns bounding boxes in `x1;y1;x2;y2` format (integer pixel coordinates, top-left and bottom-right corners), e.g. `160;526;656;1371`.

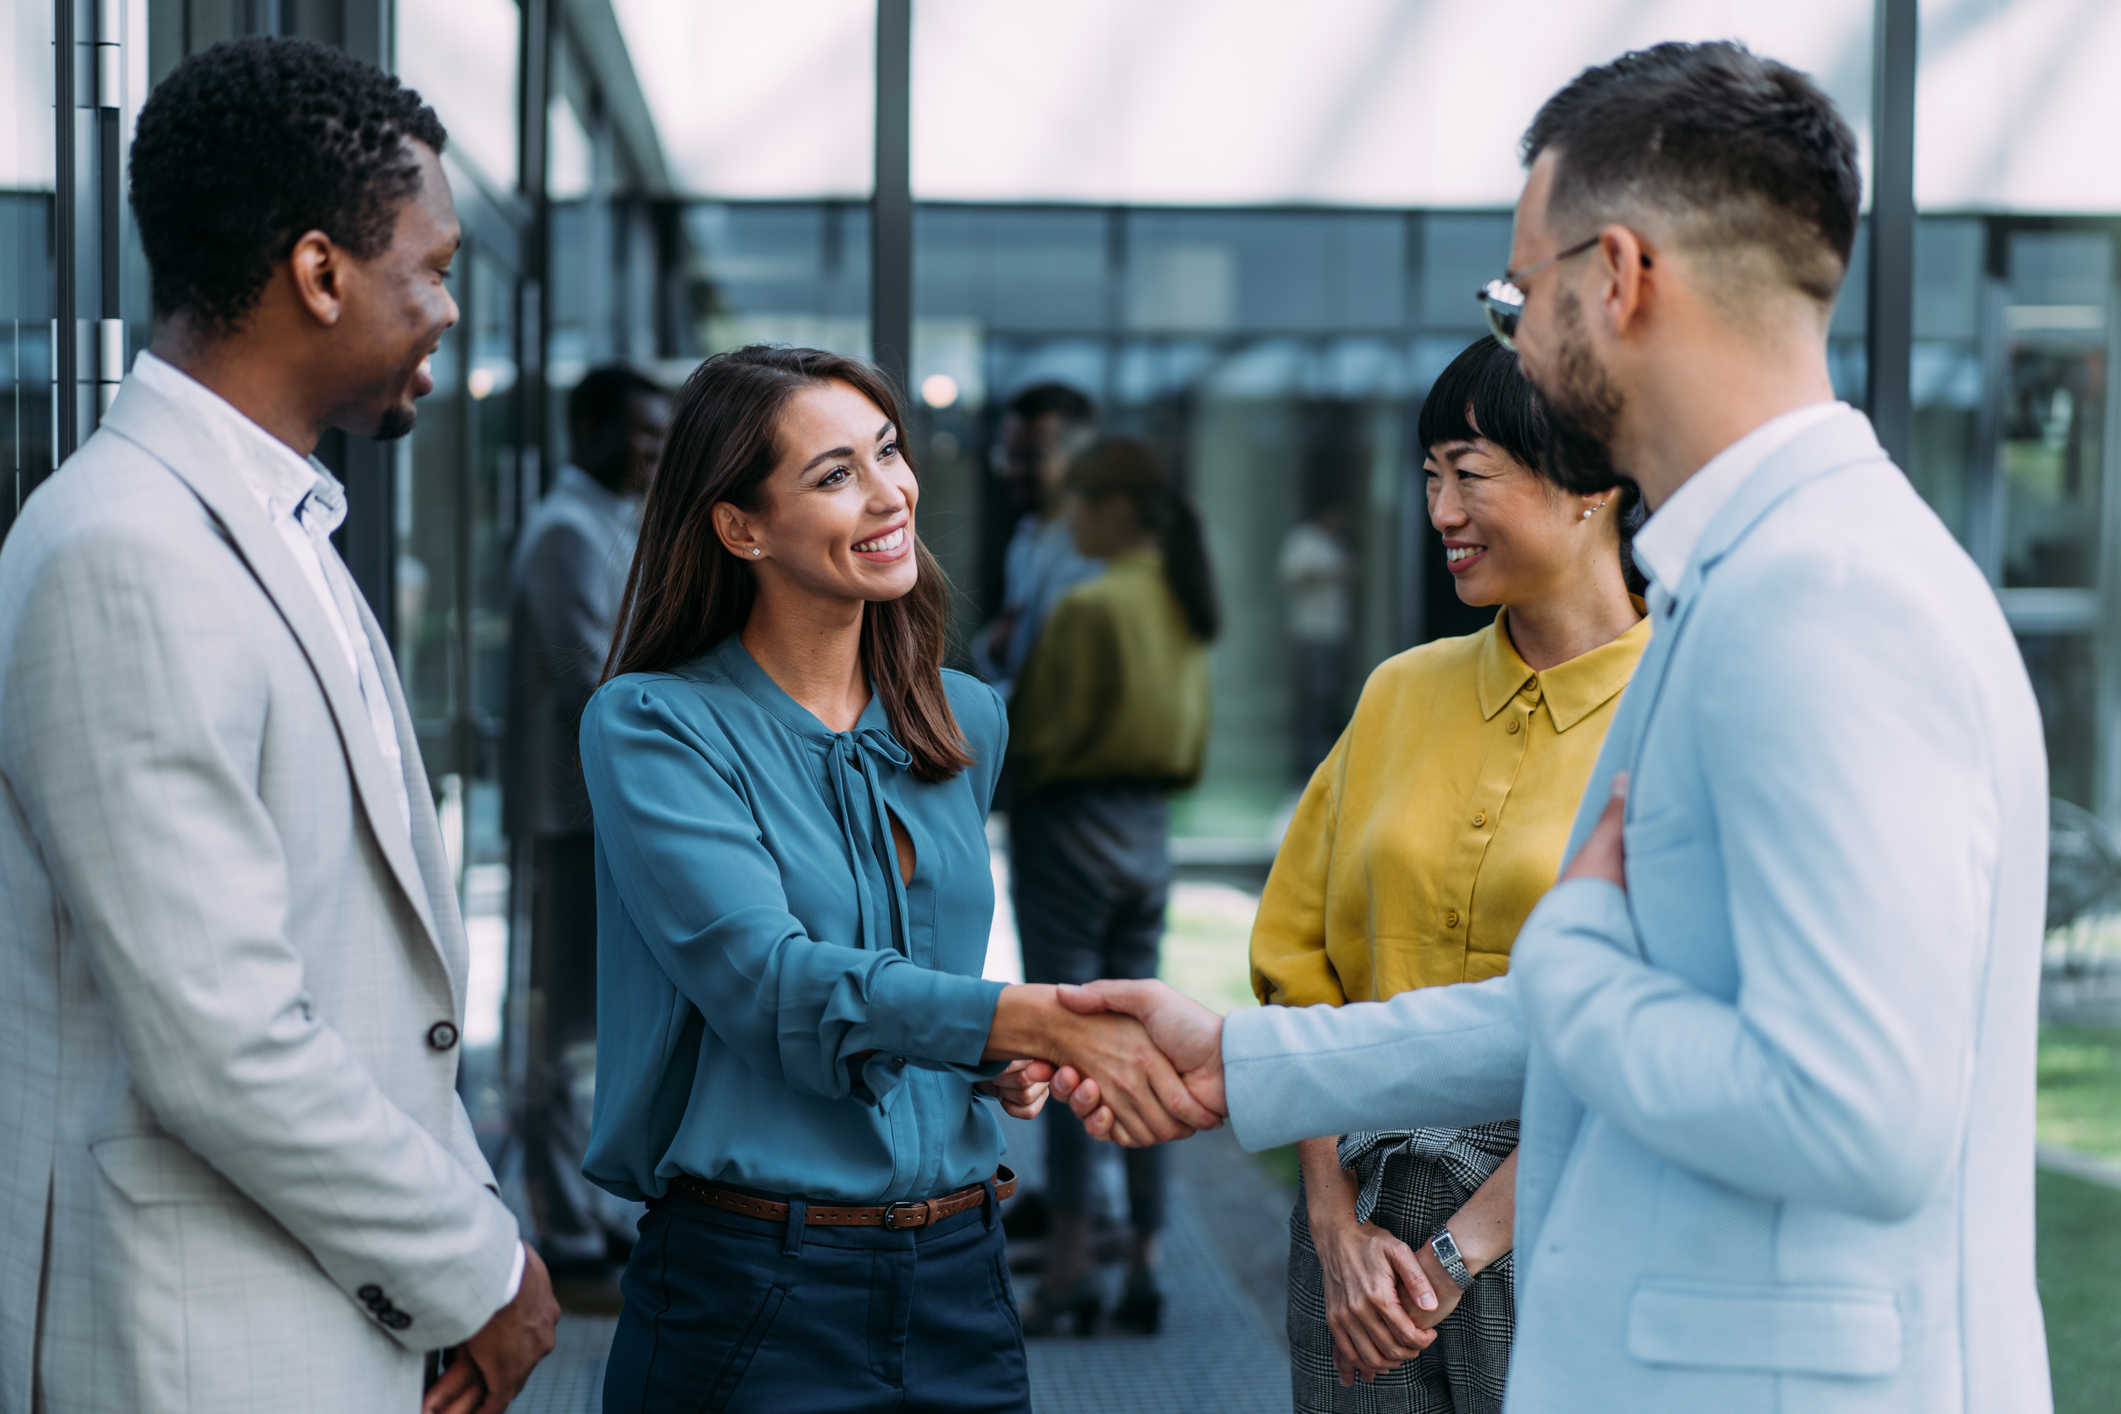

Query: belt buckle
880;1200;926;1230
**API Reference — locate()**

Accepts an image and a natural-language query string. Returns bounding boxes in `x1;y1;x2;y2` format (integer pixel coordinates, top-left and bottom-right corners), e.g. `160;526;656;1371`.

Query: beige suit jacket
0;373;521;1413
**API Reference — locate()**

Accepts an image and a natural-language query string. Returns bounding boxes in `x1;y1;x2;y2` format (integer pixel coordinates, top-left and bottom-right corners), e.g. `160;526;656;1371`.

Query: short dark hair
568;365;666;443
1419;337;1644;593
130;38;448;335
1522;41;1861;307
1006;382;1094;428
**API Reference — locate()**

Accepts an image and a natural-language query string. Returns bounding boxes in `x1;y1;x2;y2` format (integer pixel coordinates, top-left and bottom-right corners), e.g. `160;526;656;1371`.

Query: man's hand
1312;1209;1440;1385
984;984;1220;1146
422;1242;561;1414
1046;979;1227;1143
974;1058;1054;1119
1560;773;1628;890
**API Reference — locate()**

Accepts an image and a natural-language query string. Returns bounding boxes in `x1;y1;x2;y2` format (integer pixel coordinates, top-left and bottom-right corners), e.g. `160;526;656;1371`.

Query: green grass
2041;1167;2121;1413
2039;1026;2121;1163
1158;880;1265;1016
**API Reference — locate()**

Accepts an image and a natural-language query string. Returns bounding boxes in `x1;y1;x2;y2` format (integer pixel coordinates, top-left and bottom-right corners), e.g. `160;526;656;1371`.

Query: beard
1532;287;1630;496
373;404;417;441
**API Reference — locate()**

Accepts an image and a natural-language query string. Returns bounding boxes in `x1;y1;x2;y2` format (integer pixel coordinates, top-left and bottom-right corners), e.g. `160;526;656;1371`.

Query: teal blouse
578;636;1010;1205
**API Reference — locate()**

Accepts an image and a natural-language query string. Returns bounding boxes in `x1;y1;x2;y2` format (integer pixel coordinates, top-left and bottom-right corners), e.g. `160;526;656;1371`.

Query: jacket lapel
97;377;449;975
1516;407;1893;1272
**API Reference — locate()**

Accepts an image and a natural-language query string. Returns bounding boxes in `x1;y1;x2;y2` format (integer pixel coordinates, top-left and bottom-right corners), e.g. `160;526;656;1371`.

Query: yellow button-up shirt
1009;549;1212;794
1250;607;1649;1007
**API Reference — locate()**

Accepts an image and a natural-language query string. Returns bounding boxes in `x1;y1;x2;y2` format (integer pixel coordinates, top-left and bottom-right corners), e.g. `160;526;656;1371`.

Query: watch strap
1429;1228;1473;1290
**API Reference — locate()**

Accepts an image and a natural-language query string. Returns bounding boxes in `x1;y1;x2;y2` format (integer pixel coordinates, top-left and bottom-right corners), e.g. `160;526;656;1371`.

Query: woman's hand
1297;1137;1437;1386
1313;1206;1441;1385
974;1058;1055;1119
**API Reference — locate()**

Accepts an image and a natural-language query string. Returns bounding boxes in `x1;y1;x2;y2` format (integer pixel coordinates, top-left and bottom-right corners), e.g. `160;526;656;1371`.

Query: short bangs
1417;336;1551;480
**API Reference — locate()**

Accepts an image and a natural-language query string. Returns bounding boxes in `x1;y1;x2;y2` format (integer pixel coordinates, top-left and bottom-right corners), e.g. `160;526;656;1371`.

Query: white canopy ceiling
612;0;2121;214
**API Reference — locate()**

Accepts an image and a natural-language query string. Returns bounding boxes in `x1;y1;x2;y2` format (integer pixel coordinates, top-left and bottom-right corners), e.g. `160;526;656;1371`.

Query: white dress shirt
128;353;526;1307
1631;399;1846;618
131;353;411;836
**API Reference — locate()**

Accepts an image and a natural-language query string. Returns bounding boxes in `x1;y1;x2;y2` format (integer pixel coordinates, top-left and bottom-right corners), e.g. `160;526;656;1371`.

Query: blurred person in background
1008;439;1218;1336
505;364;669;1288
577;349;1220;1413
971;382;1101;695
1278;503;1354;781
1252;337;1645;1413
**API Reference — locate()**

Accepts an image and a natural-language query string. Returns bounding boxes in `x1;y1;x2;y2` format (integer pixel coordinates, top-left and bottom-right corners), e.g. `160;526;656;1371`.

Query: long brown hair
602;345;972;781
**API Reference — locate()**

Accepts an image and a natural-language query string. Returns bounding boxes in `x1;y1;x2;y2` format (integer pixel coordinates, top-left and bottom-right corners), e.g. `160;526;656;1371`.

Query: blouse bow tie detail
826;727;915;957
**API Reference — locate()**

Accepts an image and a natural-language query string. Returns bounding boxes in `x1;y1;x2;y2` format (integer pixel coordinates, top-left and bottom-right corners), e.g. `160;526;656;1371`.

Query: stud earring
751;547;762;557
1582;508;1594;520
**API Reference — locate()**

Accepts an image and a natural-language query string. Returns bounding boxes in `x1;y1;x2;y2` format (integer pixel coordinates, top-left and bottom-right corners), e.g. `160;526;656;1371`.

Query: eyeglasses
1475;235;1602;349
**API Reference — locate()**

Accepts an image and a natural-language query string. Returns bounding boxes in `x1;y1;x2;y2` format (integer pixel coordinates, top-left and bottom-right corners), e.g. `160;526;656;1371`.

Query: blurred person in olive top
1252;337;1646;1414
1007;438;1217;1336
576;350;1221;1414
970;382;1102;696
504;364;668;1282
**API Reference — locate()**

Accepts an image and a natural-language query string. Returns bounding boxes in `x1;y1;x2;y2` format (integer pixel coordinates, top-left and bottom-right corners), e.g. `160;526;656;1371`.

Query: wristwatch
1429;1227;1474;1290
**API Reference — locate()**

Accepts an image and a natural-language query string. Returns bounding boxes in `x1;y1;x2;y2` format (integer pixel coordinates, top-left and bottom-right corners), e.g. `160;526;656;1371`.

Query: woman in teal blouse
579;347;1219;1414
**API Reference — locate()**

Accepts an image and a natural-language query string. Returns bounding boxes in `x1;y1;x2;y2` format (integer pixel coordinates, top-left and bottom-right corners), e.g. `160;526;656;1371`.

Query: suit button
1445;910;1460;928
1506;719;1521;734
427;1021;460;1051
357;1285;383;1303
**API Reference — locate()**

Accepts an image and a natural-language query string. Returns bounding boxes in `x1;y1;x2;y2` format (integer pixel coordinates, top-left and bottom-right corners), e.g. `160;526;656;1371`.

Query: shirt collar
1631;399;1846;605
1475;603;1653;732
132;350;344;533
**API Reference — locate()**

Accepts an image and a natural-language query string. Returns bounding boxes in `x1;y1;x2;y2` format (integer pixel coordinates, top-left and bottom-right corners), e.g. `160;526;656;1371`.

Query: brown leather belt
670;1165;1016;1230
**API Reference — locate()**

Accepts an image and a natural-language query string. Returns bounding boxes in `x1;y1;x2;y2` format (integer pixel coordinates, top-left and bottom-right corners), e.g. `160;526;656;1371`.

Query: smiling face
1425;429;1612;608
714;379;920;608
325;141;461;440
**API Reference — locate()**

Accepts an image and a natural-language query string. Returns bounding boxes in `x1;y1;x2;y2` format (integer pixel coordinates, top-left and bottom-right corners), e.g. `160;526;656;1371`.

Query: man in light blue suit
1051;42;2051;1413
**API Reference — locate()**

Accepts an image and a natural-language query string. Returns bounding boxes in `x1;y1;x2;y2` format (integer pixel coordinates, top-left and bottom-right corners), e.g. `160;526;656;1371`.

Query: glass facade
670;202;1906;842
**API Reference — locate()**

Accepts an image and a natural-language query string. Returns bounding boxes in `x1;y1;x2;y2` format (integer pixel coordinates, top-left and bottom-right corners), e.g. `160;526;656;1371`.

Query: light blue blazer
1223;409;2052;1413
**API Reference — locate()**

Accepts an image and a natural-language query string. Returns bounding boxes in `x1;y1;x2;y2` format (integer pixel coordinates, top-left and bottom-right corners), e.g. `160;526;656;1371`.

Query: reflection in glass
1;0;54;538
2000;232;2109;590
402;261;464;735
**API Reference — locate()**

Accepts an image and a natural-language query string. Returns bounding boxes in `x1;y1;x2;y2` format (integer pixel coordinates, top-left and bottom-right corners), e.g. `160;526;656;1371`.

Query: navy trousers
1011;782;1170;1234
602;1187;1031;1414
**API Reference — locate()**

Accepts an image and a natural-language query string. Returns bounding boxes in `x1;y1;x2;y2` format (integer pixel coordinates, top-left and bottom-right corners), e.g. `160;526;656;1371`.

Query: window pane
2000;231;2109;590
0;0;54;537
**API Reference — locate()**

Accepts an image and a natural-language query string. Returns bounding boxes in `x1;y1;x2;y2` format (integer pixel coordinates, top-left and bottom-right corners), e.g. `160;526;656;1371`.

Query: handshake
977;980;1229;1145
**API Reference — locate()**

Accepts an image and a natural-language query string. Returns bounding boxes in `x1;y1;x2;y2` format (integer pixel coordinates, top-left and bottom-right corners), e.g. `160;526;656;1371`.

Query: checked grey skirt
1287;1122;1518;1414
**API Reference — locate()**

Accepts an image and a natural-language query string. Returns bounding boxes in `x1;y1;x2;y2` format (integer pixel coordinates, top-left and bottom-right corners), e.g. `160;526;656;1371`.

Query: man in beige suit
0;39;558;1414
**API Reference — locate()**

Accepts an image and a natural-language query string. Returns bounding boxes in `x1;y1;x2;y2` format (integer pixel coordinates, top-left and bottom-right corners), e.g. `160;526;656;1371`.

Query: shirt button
1471;811;1486;827
1506;719;1522;734
426;1021;459;1052
1445;910;1460;928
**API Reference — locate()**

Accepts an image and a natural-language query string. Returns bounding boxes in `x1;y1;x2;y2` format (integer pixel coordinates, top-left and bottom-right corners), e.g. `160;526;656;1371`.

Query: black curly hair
130;37;448;335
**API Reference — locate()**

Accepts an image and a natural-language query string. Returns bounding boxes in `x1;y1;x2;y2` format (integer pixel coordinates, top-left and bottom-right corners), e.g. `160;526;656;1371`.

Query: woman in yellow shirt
1009;439;1216;1336
1251;337;1648;1414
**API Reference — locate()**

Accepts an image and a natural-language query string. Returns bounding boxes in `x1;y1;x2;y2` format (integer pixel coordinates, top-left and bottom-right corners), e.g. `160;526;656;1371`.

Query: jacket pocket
89;1132;237;1206
1626;1279;1901;1378
1622;801;1697;859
